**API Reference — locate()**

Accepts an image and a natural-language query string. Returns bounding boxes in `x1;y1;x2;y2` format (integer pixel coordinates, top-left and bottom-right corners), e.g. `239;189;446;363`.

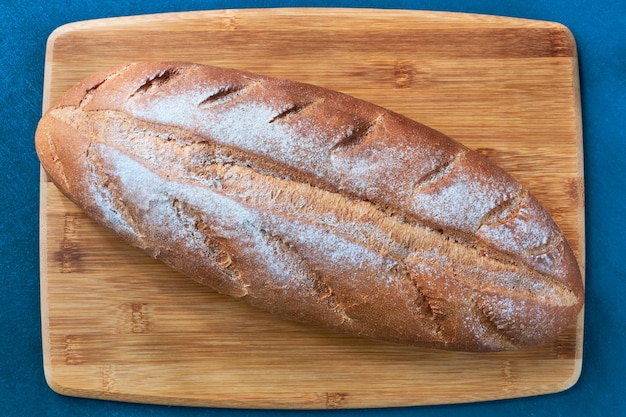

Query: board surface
40;8;585;409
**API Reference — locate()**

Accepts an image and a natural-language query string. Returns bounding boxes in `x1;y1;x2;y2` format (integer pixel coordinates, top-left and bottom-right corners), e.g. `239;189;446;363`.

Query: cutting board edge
44;7;574;34
40;167;53;392
38;359;585;410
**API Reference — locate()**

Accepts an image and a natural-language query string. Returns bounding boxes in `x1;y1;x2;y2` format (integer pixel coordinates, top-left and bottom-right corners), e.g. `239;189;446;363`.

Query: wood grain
40;8;585;409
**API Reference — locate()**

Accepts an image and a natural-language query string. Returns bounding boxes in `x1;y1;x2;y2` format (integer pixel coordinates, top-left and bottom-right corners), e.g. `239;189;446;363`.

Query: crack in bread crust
479;188;527;227
169;196;246;292
129;67;183;99
330;113;384;152
269;99;324;124
412;151;464;192
197;80;262;109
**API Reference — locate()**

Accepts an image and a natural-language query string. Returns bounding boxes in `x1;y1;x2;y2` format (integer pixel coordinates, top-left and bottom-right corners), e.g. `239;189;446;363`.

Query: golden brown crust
35;62;583;351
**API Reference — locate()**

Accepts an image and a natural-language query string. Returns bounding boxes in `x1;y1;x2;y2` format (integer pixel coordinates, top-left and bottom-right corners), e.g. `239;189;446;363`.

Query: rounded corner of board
556;357;584;394
548;22;579;58
42;364;72;399
46;22;80;49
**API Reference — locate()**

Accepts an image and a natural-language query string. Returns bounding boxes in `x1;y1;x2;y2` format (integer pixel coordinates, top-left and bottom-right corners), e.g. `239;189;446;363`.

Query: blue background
1;0;624;415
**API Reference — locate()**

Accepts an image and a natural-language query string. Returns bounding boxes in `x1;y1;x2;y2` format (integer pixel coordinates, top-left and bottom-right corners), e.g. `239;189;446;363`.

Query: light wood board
40;8;585;409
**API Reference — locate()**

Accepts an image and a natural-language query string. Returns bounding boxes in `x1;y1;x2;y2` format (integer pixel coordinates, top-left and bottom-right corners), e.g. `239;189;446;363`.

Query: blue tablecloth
1;1;624;415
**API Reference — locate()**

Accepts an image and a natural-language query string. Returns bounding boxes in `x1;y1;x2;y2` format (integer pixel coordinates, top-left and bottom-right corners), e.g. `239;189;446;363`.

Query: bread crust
35;62;583;351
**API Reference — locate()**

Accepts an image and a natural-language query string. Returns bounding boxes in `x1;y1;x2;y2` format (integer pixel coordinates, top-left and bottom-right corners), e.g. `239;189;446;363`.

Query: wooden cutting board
40;8;585;409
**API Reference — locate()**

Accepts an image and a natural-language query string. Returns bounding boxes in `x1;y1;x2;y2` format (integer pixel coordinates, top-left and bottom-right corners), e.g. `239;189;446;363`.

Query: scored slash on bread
35;62;583;351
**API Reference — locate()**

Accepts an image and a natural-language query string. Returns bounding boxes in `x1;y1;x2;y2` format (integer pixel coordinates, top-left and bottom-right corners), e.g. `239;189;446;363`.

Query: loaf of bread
35;62;583;351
